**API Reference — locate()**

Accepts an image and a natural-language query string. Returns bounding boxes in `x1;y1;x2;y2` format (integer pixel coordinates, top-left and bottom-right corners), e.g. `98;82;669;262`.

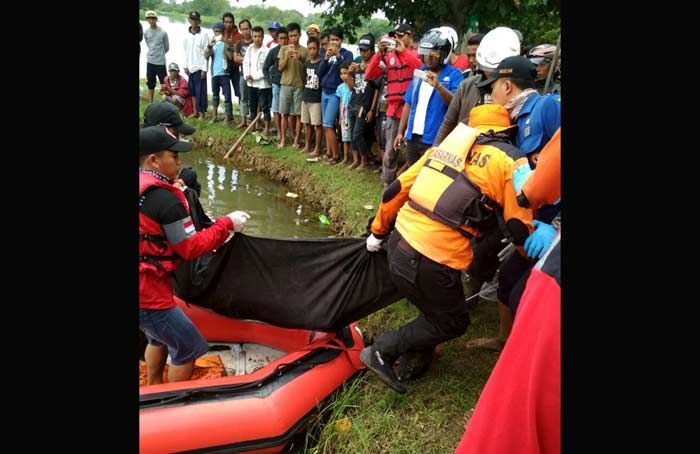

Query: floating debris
255;134;273;145
286;192;299;198
296;205;302;216
363;204;374;210
243;168;253;172
319;214;331;225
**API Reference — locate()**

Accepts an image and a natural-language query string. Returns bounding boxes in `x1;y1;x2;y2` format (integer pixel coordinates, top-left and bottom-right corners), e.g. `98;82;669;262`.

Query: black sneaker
360;346;406;393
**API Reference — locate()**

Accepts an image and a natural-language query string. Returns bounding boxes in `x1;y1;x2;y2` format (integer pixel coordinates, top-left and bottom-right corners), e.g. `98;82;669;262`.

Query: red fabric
365;49;423;118
452;55;470;71
455;267;560;454
139;172;233;309
172;75;189;98
223;26;241;45
182;97;194;117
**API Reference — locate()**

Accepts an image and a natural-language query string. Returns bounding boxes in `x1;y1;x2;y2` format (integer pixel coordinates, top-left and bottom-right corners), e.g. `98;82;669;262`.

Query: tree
308;0;559;49
139;0;163;10
188;0;232;17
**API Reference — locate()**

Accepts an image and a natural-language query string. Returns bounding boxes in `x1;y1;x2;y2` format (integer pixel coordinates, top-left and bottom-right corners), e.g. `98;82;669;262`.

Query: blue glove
512;164;533;194
524;220;557;259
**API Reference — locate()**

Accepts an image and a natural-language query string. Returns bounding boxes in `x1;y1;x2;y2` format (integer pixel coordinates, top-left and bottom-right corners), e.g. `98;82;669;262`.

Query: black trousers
374;230;470;359
406;135;431;166
467;227;505;284
247;86;272;122
497;250;534;315
351;111;375;157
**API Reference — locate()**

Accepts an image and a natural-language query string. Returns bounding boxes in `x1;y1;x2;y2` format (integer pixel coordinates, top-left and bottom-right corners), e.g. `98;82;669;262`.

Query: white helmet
420;27;456;65
438;26;459;52
476;27;521;71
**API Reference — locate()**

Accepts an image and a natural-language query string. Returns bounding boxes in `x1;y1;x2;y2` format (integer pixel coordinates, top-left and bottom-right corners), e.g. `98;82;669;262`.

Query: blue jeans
139;306;209;366
187;70;208;114
212;75;233;115
321;91;340;128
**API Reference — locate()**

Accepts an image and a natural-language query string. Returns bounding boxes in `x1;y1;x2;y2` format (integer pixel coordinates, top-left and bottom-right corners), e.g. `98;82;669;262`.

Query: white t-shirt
411;81;434;136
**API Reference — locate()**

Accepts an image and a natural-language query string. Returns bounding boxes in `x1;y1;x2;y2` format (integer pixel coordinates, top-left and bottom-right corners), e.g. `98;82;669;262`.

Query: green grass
139;90;502;452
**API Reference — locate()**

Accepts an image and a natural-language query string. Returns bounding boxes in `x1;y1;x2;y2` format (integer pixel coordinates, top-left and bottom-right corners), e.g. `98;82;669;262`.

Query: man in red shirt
139;126;251;384
364;24;422;186
222;12;243;108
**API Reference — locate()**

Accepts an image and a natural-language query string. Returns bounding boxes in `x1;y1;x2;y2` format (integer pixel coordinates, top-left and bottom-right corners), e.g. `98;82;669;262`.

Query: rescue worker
139;125;251;385
467;59;560;351
361;104;533;393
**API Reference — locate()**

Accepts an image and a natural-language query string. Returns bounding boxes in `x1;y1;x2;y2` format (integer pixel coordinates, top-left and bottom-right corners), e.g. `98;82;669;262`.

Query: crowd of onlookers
141;9;560;180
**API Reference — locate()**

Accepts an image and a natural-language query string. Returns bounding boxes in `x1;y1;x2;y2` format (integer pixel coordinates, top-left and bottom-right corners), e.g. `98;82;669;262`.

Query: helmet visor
528;56;550;66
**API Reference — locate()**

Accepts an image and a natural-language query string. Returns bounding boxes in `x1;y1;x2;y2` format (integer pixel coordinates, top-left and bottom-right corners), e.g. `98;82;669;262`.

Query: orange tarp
139;355;226;387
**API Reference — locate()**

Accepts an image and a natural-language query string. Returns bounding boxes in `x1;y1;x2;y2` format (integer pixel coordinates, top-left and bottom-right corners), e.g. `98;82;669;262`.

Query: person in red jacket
454;234;560;454
160;63;190;110
364;24;422;186
139;126;251;385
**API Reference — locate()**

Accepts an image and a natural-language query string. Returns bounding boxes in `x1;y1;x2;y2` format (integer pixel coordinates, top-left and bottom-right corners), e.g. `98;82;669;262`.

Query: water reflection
181;152;332;238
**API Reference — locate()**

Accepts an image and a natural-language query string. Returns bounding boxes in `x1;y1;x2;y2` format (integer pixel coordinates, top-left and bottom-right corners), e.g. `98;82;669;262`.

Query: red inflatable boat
140;297;366;453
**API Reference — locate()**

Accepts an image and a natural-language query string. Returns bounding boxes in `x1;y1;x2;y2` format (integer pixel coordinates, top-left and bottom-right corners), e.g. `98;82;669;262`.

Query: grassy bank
139;94;501;453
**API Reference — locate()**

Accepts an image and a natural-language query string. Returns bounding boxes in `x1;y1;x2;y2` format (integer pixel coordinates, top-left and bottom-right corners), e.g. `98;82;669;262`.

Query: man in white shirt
243;26;272;136
183;11;210;120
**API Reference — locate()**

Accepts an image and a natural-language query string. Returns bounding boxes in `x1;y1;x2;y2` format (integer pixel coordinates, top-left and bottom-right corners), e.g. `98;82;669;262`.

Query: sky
173;0;387;19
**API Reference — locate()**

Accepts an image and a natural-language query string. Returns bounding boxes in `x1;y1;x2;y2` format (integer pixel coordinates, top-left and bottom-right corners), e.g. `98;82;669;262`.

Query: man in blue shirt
393;28;463;166
477;56;560;167
469;56;561;353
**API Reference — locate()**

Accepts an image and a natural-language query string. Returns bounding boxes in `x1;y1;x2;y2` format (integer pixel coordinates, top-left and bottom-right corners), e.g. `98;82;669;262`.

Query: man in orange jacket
361;104;533;392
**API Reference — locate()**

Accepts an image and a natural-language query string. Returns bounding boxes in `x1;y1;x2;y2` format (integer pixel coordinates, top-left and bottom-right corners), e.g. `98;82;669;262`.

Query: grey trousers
381;115;401;185
239;76;250;117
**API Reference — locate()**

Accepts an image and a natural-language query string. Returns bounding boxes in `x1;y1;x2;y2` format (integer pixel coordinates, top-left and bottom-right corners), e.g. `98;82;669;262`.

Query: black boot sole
360;347;407;394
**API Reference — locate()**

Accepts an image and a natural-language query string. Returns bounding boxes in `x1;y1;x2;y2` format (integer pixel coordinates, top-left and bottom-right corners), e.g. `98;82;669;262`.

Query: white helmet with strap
476;27;521;71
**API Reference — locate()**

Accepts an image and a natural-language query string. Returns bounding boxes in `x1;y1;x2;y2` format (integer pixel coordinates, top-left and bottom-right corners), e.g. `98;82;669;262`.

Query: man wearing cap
306;24;321;40
160;63;189;110
183;11;210;120
468;56;560;352
361;104;533;393
144;11;170;103
205;22;234;125
347;34;379;170
143;102;211;231
266;21;282;48
139;126;251;384
144;101;197;138
365;23;422;186
477;56;560;166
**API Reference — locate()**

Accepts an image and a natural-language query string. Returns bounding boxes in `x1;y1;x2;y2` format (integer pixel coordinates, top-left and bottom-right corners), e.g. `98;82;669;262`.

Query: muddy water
179;151;333;238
